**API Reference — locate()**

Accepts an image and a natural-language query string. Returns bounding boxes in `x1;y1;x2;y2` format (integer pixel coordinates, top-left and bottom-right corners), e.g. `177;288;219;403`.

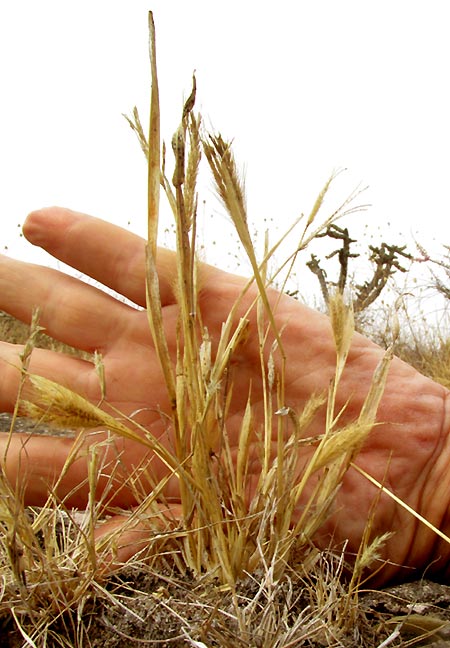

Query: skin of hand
0;207;449;586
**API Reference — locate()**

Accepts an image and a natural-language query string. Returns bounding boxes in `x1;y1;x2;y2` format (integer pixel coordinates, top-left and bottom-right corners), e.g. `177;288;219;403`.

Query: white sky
1;1;449;314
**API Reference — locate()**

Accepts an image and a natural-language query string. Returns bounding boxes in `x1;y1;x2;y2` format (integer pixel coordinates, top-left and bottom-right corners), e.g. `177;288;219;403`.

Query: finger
0;428;164;510
0;254;135;352
23;207;179;308
93;504;183;571
1;431;92;508
0;342;97;411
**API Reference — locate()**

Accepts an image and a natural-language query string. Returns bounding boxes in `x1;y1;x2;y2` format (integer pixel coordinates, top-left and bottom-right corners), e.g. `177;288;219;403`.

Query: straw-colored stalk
13;12;398;592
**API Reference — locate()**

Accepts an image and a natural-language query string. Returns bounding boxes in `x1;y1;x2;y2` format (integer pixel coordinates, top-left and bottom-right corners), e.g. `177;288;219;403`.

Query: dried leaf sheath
147;11;160;256
144;11;176;411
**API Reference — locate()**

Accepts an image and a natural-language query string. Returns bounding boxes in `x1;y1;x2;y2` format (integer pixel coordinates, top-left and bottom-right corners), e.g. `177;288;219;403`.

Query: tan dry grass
395;331;450;389
1;10;449;647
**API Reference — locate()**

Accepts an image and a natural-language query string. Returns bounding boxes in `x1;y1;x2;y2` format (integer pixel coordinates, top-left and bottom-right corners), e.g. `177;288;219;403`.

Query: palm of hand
1;207;449;585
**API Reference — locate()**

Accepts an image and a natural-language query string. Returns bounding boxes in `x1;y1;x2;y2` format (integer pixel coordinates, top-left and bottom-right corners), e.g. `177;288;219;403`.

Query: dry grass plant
394;322;450;390
2;11;448;647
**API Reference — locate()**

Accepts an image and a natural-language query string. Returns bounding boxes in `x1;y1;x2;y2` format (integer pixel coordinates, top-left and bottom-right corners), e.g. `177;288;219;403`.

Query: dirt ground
2;414;450;647
3;566;450;647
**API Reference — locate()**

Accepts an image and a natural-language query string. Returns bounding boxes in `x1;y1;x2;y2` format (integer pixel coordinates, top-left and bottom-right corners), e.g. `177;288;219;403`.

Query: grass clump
120;22;387;591
2;11;450;647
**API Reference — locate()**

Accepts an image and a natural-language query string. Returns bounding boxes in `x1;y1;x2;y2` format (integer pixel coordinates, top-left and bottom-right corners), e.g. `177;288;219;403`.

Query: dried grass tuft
2;10;442;647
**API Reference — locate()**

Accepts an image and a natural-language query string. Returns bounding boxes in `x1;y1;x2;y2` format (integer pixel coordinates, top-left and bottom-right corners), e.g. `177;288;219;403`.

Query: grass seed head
21;375;107;430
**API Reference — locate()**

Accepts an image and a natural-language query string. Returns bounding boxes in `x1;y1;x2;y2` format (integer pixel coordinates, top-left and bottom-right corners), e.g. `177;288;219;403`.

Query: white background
1;1;449;315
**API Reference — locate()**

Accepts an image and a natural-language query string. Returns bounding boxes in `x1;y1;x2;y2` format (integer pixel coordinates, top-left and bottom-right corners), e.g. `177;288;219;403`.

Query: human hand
1;207;449;585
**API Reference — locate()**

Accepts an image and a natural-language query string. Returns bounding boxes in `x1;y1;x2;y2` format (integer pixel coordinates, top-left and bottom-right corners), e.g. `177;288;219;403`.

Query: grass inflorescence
1;11;450;647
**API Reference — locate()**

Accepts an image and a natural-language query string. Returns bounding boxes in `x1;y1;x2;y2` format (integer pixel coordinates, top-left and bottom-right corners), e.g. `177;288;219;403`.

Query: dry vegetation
2;12;450;647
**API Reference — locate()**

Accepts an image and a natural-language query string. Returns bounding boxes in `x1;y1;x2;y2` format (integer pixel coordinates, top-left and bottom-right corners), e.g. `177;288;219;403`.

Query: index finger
23;207;178;308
